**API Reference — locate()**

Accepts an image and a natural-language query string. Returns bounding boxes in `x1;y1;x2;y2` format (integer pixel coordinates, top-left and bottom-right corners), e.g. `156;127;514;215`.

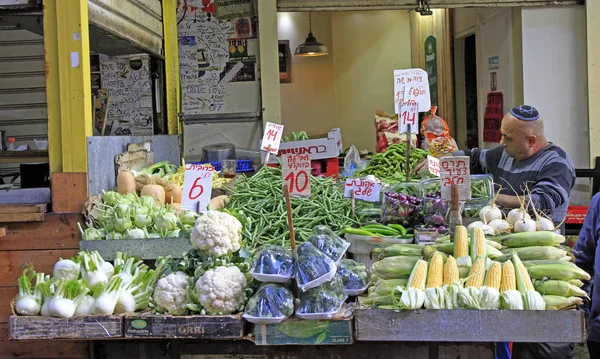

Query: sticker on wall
488;56;500;70
490;72;497;91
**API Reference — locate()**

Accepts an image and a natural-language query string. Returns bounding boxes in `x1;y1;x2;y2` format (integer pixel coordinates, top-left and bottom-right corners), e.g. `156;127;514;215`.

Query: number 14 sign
181;164;214;212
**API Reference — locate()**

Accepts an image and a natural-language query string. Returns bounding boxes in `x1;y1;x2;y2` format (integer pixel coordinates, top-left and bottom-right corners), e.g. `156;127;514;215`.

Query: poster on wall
178;0;259;116
424;35;438;107
99;55;153;136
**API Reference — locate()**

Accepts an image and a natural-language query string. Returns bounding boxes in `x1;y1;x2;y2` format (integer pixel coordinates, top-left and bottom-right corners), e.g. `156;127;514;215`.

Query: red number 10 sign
281;154;311;197
181;164;214;212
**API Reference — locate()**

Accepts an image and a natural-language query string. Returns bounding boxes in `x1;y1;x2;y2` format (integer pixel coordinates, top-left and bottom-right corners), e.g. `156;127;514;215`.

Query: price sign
260;122;284;154
427;155;441;177
399;101;418;134
344;178;382;202
440;156;471;201
393;68;431;112
281;154;311;197
181;163;214;212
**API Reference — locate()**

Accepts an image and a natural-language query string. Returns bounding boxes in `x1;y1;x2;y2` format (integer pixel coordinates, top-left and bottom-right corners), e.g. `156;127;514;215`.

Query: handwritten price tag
440;156;471;201
281;154;311;197
427;155;441;177
393;68;431;112
260;122;284;154
399;102;418;134
344;178;382;202
181;163;214;212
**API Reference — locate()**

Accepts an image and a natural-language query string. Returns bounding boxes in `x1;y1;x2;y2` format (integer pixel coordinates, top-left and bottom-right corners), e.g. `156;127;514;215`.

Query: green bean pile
355;143;429;181
226;166;359;249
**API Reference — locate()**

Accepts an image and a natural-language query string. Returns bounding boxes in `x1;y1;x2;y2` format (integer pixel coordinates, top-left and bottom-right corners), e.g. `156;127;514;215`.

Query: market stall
4;120;589;358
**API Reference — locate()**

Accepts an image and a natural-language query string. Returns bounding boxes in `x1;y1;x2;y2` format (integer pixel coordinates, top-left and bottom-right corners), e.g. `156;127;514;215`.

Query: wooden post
263;145;272;167
405;124;411;182
282;185;296;249
449;184;462;232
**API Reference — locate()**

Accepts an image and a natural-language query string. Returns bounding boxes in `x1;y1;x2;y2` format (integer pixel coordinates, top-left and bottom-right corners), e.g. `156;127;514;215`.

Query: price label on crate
399;102;419;134
281;154;311;197
440;156;471;201
344;178;382;202
427;155;441;177
181;163;214;212
260;122;284;154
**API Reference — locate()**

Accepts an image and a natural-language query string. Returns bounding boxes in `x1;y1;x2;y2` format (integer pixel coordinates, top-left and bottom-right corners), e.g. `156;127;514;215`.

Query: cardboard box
267;128;343;163
9;314;123;340
566;206;588;225
124;313;245;339
252;317;353;346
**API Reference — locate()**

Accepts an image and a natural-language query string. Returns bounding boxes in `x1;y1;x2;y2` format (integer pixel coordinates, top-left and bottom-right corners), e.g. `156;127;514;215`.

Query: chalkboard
99;54;154;136
177;0;260;116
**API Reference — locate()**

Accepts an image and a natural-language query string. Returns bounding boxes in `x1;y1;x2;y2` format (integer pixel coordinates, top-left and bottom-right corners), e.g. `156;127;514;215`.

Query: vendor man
418;105;575;228
416;105;576;358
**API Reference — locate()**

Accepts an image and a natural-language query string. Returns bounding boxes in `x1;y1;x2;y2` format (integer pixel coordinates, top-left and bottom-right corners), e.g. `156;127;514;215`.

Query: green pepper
386;224;407;237
343;227;378;237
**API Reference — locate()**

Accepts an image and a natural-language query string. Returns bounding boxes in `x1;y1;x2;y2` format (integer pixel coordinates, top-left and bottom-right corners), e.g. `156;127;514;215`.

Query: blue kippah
510;105;540;121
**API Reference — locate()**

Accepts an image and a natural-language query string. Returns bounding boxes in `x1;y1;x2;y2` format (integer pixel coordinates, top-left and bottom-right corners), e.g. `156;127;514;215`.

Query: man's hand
495;193;524;209
411;158;427;175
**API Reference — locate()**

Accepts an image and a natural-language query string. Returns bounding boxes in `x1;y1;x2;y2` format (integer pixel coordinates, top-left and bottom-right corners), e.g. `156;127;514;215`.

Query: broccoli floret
251;245;294;278
307;225;349;261
337;259;369;292
244;283;294;318
296;275;346;315
295;242;336;287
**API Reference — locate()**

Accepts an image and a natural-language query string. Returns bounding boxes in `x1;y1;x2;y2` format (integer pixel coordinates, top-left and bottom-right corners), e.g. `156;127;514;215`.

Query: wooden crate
124;313;245;339
252;304;353;346
8;314;123;340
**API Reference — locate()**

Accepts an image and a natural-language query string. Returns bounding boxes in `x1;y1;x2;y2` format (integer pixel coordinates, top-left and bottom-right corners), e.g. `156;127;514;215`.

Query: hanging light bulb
295;12;328;57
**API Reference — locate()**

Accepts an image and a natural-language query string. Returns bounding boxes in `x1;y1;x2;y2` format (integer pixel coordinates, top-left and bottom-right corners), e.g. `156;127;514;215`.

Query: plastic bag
337;259;369;296
243;283;295;324
295;274;347;319
307;225;350;263
380;191;421;227
341;145;367;177
374;110;418;153
420;107;457;157
294;242;337;292
250;245;294;283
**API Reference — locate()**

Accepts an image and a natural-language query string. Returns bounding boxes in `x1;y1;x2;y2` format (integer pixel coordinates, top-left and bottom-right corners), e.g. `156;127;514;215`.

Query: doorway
454;33;479;149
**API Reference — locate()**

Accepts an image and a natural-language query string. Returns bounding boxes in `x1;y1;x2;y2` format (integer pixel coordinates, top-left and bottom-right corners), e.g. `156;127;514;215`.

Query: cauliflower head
195;266;247;314
190;210;242;257
153;271;189;315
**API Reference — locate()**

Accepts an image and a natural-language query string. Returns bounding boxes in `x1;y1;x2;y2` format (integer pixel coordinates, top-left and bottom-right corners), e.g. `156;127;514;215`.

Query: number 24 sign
181;164;214;212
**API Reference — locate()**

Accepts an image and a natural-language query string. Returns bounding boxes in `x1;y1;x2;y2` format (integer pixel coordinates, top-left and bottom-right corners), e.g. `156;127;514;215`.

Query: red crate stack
483;92;504;143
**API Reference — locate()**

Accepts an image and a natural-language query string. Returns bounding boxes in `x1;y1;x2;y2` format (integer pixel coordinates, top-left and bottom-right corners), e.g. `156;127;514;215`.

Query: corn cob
542;295;584;310
427;253;444;288
370;244;423;260
500;246;567;261
497;231;565;248
371;256;420;280
466;257;486;288
501;260;516;292
568;279;584;288
484;261;502;291
453;226;468;258
513;252;535;291
423;246;448;261
443;256;459;285
469;227;486;262
522;259;579;268
526;263;591;282
368;278;409;296
533;280;588;298
408;260;428;290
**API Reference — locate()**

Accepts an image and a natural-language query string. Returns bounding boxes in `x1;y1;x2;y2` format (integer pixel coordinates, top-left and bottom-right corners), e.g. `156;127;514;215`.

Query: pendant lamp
295;12;328;57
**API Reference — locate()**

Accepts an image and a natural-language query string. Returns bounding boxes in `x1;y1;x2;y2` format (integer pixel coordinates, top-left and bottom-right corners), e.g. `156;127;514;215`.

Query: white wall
521;6;589;204
476;8;514;150
331;11;412;151
277;12;336;136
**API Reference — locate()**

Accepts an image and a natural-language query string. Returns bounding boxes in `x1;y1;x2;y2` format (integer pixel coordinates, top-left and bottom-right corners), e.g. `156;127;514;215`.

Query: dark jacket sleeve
574;193;600;314
528;159;575;217
455;148;488;174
